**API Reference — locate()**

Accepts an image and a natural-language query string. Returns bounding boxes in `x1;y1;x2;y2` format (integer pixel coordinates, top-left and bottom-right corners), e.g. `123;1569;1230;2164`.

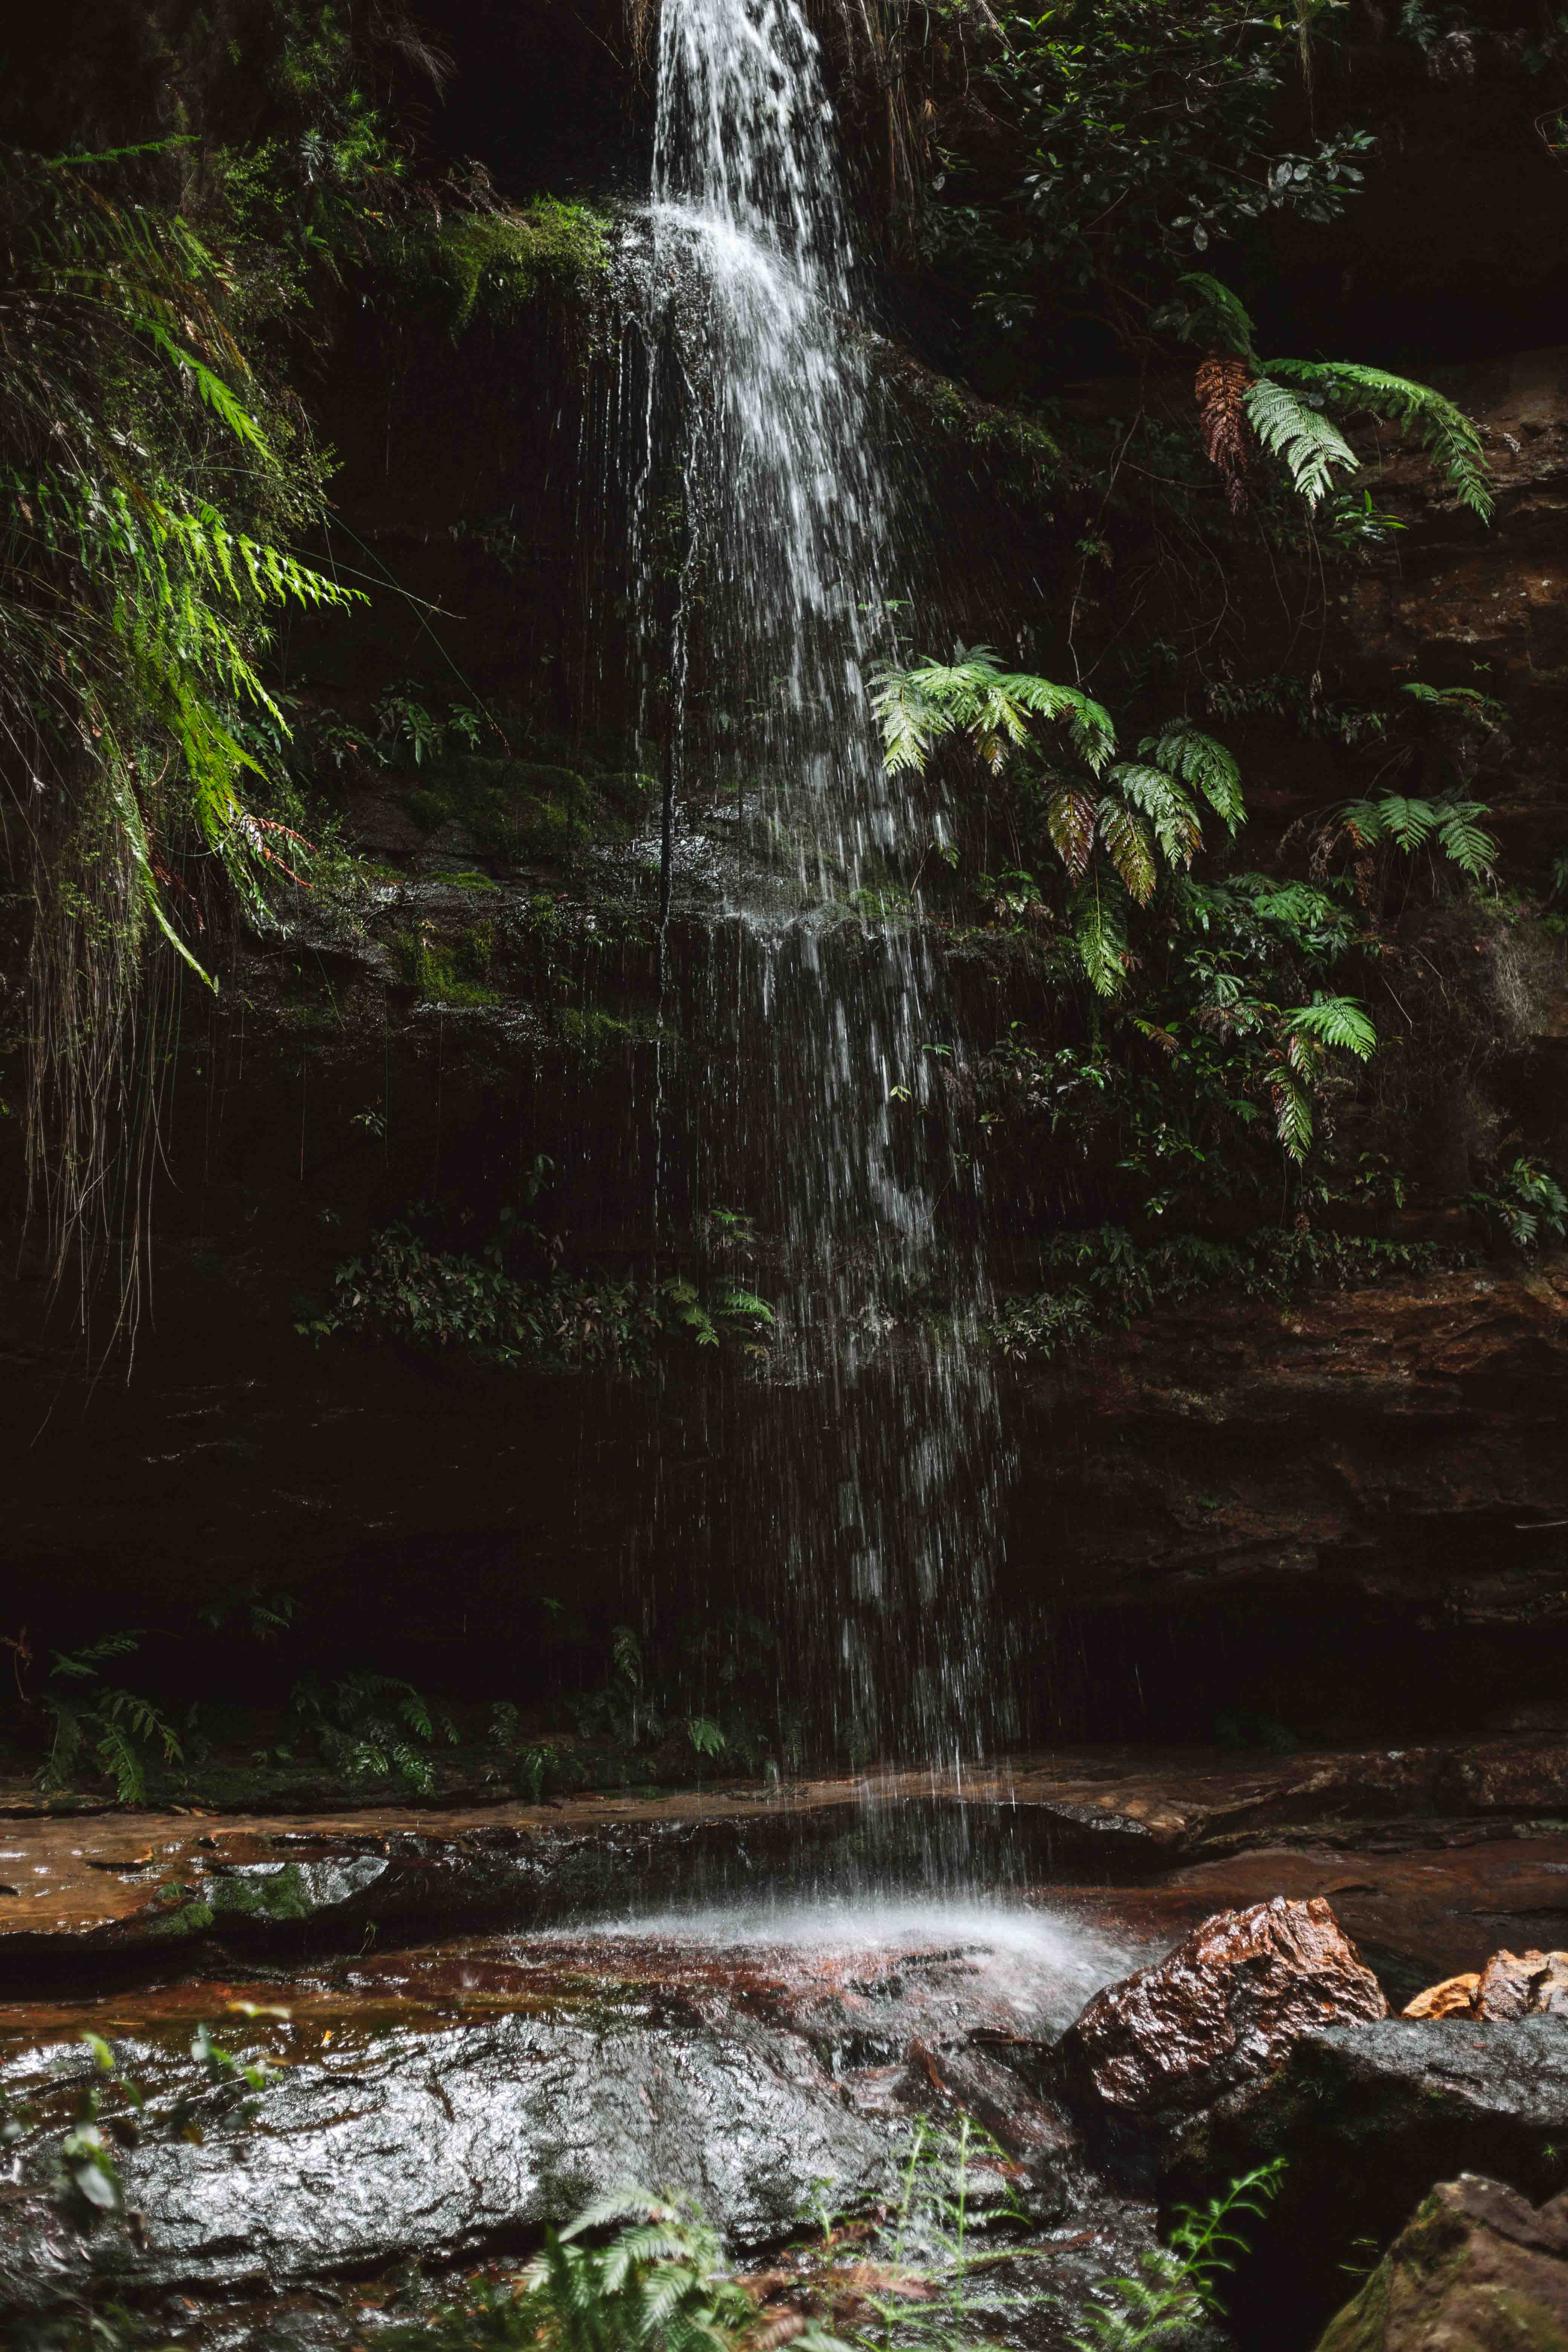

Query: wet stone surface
0;1904;1161;2336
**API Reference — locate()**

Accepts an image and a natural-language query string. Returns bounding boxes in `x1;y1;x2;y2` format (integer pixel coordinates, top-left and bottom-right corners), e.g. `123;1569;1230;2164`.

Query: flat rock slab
4;1738;1566;1965
0;1916;1135;2319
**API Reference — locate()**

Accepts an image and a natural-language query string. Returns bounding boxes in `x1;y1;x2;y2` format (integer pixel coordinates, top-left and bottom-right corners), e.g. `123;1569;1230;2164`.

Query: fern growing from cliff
1;146;357;1325
1168;272;1493;519
873;653;1244;997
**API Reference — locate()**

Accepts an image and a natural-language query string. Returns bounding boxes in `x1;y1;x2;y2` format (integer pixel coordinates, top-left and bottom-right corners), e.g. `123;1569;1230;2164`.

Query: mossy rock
400;755;645;867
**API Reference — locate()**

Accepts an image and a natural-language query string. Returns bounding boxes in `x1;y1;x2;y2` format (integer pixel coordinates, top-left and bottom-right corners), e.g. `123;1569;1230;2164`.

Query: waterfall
623;0;1021;1770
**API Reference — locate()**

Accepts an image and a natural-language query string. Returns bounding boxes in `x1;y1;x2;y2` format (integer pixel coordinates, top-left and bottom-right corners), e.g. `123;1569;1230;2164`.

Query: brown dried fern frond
1196;352;1254;513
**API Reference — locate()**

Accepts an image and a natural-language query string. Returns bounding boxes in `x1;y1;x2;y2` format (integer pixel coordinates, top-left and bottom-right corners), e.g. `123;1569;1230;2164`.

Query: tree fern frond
1139;726;1245;830
1167;271;1259;360
1374;794;1436;851
1046;784;1098;880
1072;875;1130;998
1267;355;1493;519
1244;377;1359;507
1110;765;1204;866
1286;995;1378;1058
1097;800;1157;904
1434;801;1498;875
1268;1067;1315;1162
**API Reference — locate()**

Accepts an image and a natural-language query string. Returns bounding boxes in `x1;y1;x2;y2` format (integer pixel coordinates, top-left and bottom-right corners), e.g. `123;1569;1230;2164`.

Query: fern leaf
1286;995;1378;1058
1244;377;1359;508
1268;1067;1315;1162
1435;801;1498;875
1139;726;1245;831
1097;800;1157;905
1341;798;1385;848
1046;784;1098;880
1267;355;1493;520
1072;876;1130;998
1376;795;1436;851
1111;764;1204;865
1167;272;1259;360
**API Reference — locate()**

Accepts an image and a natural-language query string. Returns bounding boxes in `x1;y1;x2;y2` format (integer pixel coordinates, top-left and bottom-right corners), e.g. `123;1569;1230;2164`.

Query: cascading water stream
623;0;1023;1777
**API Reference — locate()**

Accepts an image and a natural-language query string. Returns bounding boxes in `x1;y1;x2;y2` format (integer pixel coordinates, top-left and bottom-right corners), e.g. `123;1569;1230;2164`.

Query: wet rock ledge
2;1736;1566;1988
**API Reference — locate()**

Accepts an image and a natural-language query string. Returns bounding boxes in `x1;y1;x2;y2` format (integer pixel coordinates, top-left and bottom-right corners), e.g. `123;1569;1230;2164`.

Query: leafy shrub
991;1224;1460;1363
288;1669;457;1794
34;1634;183;1805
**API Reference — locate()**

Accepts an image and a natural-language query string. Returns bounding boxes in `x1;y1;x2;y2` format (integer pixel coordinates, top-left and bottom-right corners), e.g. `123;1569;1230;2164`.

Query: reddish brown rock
1053;1896;1387;2169
1404;1947;1568;2020
1314;2174;1568;2352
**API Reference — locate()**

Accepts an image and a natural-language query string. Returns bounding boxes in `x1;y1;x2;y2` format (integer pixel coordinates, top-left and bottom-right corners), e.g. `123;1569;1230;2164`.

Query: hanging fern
1267;356;1493;520
1073;879;1131;998
1168;275;1493;520
1343;794;1497;875
1243;378;1360;507
871;647;1116;777
1285;996;1378;1058
1138;725;1246;831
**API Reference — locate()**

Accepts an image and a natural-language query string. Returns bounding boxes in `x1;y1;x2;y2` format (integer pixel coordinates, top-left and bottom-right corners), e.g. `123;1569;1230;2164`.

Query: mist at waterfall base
577;0;1025;1773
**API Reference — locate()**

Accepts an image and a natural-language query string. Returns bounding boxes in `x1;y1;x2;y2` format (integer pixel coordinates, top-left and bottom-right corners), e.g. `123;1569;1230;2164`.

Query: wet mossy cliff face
2;0;1566;1759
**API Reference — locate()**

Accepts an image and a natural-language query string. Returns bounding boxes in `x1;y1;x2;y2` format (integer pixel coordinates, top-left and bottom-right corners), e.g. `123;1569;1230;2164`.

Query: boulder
1314;2174;1568;2352
1164;2021;1568;2351
1052;1896;1386;2179
1404;1947;1568;2020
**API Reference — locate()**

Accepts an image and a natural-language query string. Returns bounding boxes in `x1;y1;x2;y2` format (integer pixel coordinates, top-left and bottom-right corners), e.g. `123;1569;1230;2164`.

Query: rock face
1315;2175;1568;2352
1167;2021;1568;2350
1052;1897;1386;2176
1406;1948;1568;2020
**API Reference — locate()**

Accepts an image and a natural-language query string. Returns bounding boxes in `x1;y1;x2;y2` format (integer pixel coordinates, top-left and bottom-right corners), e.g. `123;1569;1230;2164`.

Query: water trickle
623;0;1021;1768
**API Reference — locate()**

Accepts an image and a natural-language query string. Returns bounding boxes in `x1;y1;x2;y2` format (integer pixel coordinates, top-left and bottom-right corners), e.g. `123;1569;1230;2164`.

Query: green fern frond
1268;1067;1315;1161
1072;874;1131;997
1168;271;1259;360
1267;355;1492;519
1244;377;1359;507
1109;765;1204;866
872;649;1115;777
1434;803;1497;874
1097;801;1157;905
1286;995;1378;1058
1139;726;1245;830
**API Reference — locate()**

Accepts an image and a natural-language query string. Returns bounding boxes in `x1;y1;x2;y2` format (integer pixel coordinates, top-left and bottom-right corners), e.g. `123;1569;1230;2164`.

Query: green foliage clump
34;1632;184;1806
1167;274;1493;518
1470;1158;1568;1254
922;0;1372;337
302;1220;775;1373
288;1668;457;1795
990;1223;1459;1364
1;144;355;1308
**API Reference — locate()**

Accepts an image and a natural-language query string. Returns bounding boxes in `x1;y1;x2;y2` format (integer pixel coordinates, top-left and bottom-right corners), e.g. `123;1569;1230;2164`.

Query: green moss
390;920;500;1005
424;199;610;336
400;755;648;867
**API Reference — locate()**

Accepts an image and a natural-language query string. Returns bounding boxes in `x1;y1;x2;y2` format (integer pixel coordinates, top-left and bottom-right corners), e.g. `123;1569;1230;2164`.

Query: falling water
622;0;1021;1770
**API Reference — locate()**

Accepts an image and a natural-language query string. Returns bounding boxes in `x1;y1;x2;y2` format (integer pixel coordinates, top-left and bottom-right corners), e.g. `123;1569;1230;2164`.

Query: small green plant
1066;2161;1285;2349
1471;1157;1568;1253
288;1669;457;1794
381;2185;848;2352
35;1634;184;1805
